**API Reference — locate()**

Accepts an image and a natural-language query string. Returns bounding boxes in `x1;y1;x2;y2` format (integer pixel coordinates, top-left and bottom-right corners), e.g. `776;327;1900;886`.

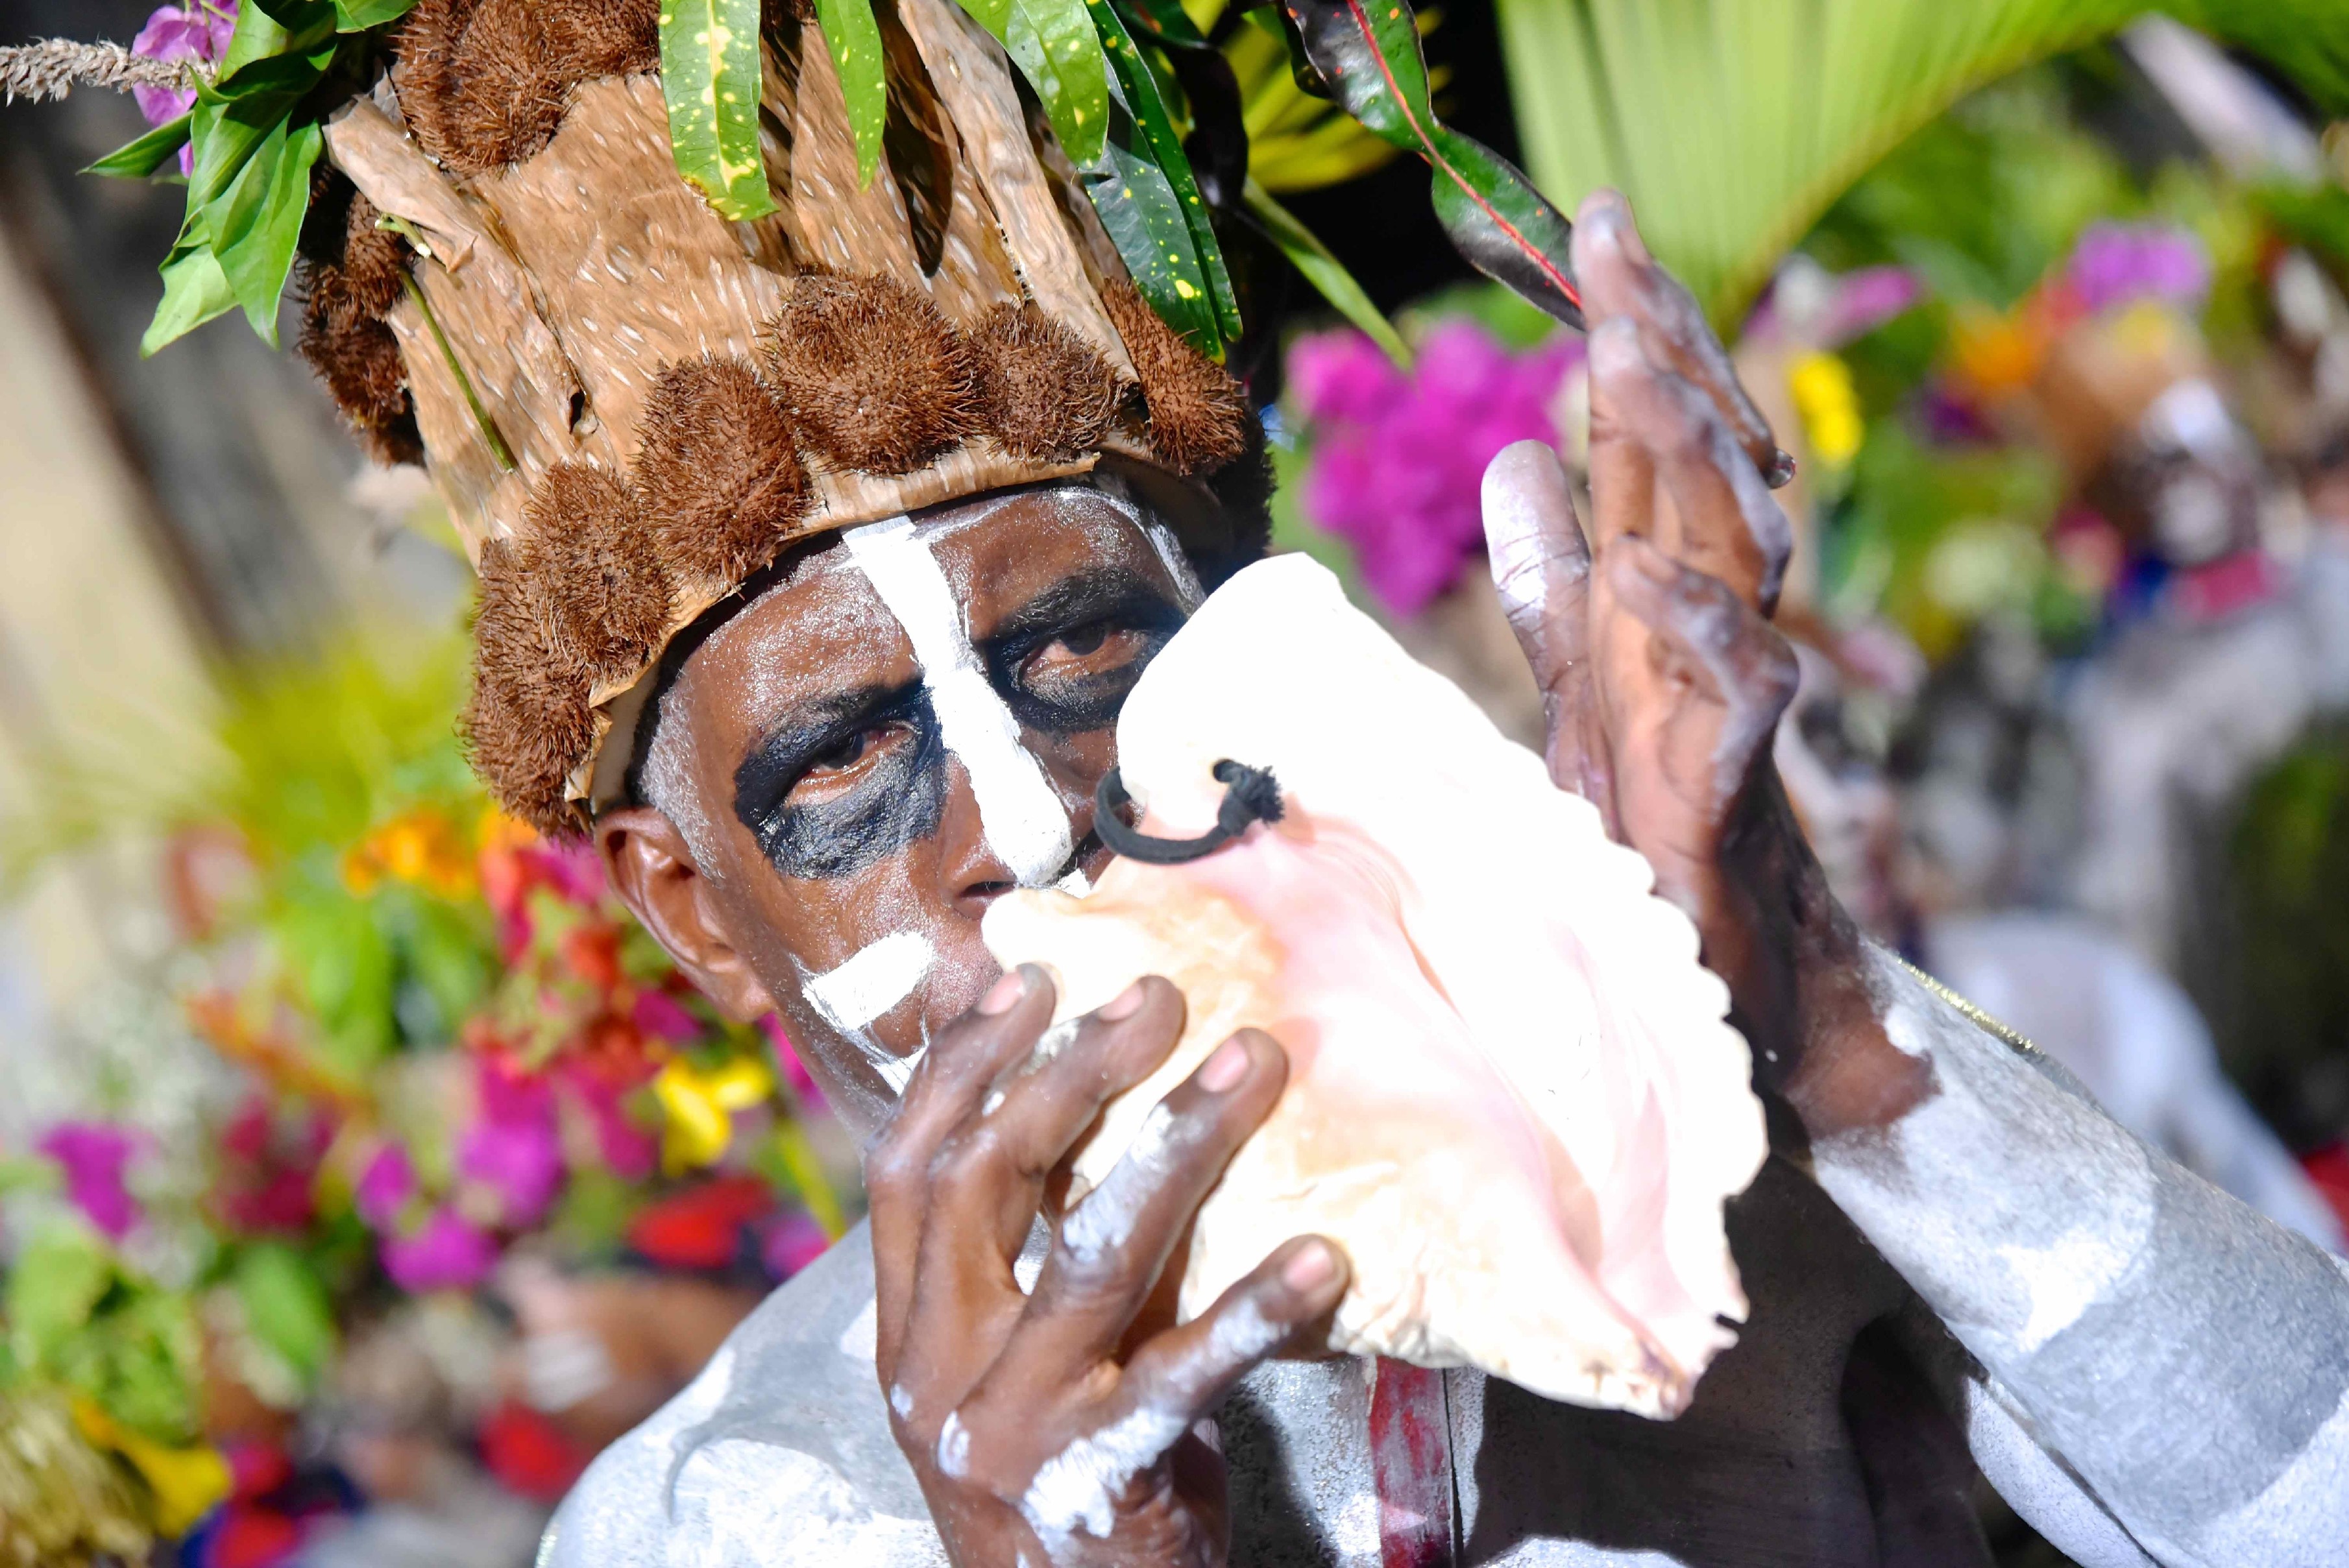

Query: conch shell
981;555;1767;1415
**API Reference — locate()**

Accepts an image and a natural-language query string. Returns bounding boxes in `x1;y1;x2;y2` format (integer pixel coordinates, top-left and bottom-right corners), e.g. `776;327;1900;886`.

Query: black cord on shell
1094;760;1285;865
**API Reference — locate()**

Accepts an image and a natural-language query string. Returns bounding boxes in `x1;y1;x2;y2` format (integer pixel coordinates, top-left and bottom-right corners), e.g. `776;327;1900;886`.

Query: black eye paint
982;568;1184;736
732;685;948;880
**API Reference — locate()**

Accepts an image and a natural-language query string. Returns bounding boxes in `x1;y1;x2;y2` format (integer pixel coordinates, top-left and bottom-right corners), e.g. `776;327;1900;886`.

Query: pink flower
759;1014;824;1108
559;1064;659;1180
632;989;703;1044
1293;322;1579;617
381;1205;498;1292
524;841;607;908
131;2;237;172
38;1122;141;1241
761;1211;831;1281
354;1143;417;1231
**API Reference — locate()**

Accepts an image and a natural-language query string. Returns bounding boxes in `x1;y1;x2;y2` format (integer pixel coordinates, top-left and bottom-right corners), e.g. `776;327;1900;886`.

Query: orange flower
341;808;477;900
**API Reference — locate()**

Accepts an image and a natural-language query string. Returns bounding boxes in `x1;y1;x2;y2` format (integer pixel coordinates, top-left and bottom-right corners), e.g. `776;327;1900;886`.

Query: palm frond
1495;0;2349;326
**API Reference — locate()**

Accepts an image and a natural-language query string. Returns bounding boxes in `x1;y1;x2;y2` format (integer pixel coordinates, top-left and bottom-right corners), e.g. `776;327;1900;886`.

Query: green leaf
1241;178;1408;365
232;1244;336;1389
5;1225;113;1366
814;0;888;187
214;117;324;343
141;244;240;355
957;0;1012;39
1492;0;2349;327
1282;0;1581;327
86;114;193;180
1089;0;1239;342
335;0;420;30
249;0;341;56
995;0;1112;167
1083;132;1219;348
657;0;779;221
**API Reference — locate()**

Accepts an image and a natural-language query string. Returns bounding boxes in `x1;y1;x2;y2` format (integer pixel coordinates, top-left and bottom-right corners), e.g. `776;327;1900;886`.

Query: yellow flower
70;1400;229;1539
655;1055;775;1172
1789;351;1864;469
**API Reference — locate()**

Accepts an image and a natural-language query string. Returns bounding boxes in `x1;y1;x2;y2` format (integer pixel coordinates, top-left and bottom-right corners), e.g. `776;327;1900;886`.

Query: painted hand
868;965;1350;1567
1481;189;1858;1102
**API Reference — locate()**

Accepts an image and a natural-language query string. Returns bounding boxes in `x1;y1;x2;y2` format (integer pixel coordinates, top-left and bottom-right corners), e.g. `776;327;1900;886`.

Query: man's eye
1025;622;1149;682
790;722;907;802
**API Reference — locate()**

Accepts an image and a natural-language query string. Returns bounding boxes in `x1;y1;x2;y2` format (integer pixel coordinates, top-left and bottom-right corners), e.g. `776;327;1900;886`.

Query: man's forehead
680;482;1174;710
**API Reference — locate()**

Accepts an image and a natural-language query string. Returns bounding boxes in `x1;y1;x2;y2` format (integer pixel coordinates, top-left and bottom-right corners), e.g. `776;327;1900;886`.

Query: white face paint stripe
1143;518;1206;610
804;929;936;1033
844;516;1076;887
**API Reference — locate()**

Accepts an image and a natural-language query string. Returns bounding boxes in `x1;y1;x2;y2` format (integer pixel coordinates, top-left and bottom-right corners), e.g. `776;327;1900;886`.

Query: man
12;1;2341;1557
544;195;2349;1566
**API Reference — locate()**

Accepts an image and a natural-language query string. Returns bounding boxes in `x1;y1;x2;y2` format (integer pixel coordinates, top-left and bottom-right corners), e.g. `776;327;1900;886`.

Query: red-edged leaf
1278;0;1583;328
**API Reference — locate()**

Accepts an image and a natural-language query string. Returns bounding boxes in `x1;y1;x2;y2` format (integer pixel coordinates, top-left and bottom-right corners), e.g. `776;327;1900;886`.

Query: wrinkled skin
600;189;1903;1567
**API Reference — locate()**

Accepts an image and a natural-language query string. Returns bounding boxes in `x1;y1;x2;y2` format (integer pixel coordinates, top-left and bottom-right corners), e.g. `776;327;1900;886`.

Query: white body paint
935;1411;971;1478
1021;1403;1191;1556
806;930;938;1032
1060;1102;1180;1264
845;516;1075;887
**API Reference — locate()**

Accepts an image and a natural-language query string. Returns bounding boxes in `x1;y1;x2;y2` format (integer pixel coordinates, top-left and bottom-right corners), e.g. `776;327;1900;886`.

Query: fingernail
1096;980;1147;1022
1197;1036;1250;1092
977;967;1029;1015
1282;1240;1337;1291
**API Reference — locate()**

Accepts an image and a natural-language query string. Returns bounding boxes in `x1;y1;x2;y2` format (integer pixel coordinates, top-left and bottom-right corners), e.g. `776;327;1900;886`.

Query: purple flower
1818;267;1922;349
761;1211;831;1281
457;1118;563;1227
132;2;237;172
38;1122;141;1241
2067;223;2210;315
381;1205;498;1292
461;1061;564;1227
354;1143;418;1231
1293;322;1579;617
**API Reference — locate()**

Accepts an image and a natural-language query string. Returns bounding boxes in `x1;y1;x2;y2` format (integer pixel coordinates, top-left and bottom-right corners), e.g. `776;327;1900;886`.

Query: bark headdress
6;0;1588;837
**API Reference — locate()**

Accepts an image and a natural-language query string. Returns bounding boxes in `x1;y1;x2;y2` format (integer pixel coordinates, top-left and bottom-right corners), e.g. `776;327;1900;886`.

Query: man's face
628;483;1202;1124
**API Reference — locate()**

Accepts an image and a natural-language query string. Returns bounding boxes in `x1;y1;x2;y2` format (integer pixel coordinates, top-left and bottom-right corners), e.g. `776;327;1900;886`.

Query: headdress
6;0;1587;837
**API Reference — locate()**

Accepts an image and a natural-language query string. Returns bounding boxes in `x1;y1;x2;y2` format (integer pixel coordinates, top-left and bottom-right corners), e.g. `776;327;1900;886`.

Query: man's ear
597;806;777;1022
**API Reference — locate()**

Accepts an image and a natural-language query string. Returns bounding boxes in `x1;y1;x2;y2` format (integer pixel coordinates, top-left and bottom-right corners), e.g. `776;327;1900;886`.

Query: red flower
478;1400;590;1502
626;1175;775;1270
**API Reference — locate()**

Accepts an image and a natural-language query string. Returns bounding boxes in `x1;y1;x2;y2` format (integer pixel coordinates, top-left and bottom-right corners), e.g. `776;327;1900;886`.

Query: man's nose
934;752;1093;915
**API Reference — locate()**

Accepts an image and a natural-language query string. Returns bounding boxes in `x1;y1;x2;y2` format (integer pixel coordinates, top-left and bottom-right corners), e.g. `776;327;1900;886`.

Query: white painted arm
1816;945;2349;1568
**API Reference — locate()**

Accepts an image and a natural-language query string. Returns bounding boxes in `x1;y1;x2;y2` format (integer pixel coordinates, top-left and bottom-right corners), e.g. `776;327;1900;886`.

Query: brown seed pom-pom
465;538;598;839
634;357;813;590
1100;282;1250;476
972;302;1126;463
396;0;656;177
763;274;981;474
522;464;673;682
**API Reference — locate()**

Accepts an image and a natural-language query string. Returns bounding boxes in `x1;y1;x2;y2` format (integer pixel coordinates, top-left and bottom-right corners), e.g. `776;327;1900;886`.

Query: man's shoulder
539;1222;945;1567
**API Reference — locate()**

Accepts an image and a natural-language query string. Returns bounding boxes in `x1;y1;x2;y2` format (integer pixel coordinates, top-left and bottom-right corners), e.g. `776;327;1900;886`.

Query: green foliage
5;1227;206;1445
229;1244;336;1393
1494;0;2349;328
1080;0;1234;350
1283;0;1582;326
658;0;780;220
815;0;888;186
86;113;193;179
986;0;1113;166
1243;179;1409;365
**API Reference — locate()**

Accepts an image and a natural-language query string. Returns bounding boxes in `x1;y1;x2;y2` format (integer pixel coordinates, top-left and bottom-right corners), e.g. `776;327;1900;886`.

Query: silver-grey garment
542;956;2349;1567
537;1157;1986;1568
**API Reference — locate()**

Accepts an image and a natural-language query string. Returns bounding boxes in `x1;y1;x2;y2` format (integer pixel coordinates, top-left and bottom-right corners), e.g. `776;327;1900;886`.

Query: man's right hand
869;965;1350;1568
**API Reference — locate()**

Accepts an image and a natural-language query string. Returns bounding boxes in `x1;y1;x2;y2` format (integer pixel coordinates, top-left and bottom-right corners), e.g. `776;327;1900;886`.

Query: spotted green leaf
658;0;779;221
1087;0;1237;344
960;0;1110;168
1083;125;1219;350
814;0;886;187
